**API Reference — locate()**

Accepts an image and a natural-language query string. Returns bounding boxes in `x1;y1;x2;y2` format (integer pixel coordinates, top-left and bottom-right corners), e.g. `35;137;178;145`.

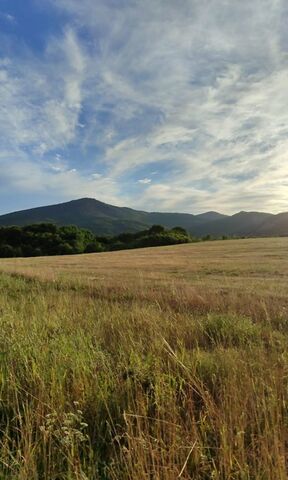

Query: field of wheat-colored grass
0;238;288;479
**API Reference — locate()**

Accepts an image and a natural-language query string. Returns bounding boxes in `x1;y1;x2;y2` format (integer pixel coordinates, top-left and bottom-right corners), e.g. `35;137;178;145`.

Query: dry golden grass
1;238;288;320
1;237;288;295
0;238;287;479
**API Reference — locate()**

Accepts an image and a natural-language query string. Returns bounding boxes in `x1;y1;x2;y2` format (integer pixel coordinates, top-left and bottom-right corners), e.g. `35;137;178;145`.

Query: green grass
0;239;288;478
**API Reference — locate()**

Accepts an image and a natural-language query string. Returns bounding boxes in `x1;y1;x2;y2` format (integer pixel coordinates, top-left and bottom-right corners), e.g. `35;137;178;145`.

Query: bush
0;222;193;257
134;233;188;248
0;224;104;258
57;243;75;255
148;225;165;235
84;242;104;253
199;314;260;347
171;226;188;235
0;244;16;257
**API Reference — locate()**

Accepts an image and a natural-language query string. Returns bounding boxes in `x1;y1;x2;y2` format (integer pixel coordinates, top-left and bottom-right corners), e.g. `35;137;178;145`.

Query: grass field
0;238;288;479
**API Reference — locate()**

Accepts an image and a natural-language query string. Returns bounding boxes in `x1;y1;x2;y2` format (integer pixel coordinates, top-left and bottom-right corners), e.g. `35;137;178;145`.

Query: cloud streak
0;0;288;214
0;12;16;24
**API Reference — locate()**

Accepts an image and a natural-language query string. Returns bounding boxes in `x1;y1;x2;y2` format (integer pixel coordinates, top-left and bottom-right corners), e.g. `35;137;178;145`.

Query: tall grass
0;264;287;479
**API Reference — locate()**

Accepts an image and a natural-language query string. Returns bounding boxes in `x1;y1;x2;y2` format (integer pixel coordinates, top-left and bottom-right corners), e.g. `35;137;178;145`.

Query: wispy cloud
0;28;86;154
0;12;16;24
138;178;151;185
0;0;288;214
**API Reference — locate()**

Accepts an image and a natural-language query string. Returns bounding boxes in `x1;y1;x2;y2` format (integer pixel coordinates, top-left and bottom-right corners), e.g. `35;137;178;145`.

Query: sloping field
0;238;288;479
1;237;288;292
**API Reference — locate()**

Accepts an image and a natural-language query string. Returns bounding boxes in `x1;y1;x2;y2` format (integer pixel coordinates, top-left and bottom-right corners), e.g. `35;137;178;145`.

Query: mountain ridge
0;198;287;237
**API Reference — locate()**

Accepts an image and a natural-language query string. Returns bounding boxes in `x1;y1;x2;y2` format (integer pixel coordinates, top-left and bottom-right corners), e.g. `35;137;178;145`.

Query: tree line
0;223;193;258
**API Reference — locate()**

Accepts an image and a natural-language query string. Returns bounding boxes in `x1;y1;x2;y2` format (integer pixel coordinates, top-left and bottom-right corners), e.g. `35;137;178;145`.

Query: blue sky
0;0;288;215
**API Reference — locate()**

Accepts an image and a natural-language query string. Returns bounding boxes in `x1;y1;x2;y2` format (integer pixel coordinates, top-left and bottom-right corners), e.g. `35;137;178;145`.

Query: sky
0;0;287;215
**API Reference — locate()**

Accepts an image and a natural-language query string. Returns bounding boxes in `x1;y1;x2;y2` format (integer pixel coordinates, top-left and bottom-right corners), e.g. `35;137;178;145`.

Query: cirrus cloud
0;0;288;214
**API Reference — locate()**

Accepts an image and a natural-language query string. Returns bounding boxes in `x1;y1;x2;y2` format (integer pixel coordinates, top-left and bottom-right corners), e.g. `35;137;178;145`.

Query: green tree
148;225;165;235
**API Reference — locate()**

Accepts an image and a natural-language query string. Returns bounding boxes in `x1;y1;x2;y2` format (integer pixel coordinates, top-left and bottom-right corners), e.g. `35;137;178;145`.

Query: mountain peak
196;211;227;222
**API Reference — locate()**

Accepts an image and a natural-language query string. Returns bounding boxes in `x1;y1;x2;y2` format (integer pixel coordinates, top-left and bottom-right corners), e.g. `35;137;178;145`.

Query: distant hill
254;212;288;236
195;211;228;222
197;211;274;237
0;198;287;237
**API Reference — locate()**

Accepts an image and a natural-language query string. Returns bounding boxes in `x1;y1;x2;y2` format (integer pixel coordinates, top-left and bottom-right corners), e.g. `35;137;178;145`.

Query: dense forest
0;223;193;258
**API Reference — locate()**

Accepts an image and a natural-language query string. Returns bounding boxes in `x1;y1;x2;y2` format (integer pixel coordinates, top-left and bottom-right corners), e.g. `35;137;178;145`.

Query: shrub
84;242;104;253
148;225;166;234
171;226;188;235
0;244;15;257
199;314;260;347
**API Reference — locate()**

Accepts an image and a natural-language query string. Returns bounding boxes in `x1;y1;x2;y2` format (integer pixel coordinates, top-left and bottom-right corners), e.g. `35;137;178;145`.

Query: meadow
0;238;287;479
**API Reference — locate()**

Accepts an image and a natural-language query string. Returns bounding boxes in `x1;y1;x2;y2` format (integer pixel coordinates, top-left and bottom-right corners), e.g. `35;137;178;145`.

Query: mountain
0;198;219;235
194;211;228;222
0;198;287;237
196;211;274;237
0;199;150;236
254;212;288;236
